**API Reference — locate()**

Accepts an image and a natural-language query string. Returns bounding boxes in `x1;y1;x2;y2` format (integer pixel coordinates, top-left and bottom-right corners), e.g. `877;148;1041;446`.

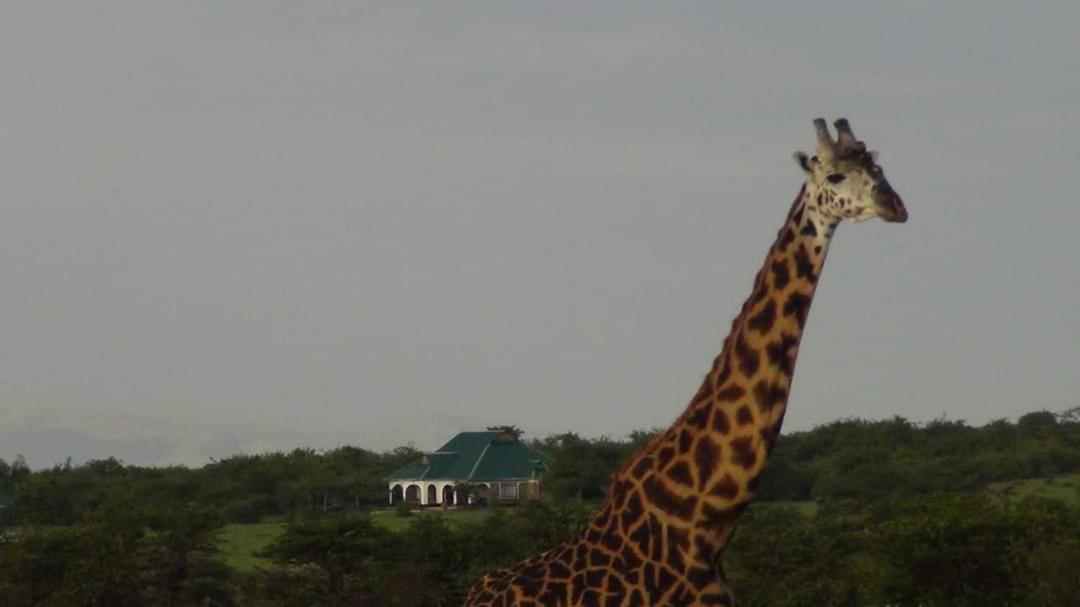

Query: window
499;482;518;499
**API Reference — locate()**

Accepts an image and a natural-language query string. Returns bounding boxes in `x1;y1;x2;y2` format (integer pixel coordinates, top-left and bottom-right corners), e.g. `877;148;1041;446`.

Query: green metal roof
386;431;554;481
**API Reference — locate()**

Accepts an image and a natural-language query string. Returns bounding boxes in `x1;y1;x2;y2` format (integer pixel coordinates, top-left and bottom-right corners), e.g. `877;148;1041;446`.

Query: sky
2;2;1079;468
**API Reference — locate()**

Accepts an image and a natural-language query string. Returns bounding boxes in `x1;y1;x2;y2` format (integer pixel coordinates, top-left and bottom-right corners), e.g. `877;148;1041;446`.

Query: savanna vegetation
1;408;1078;606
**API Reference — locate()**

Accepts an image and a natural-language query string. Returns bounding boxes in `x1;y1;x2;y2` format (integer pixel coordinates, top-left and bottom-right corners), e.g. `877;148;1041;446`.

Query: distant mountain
0;405;492;469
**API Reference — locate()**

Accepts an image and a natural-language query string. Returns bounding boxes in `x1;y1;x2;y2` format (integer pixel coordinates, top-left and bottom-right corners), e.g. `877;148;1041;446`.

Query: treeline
757;409;1080;502
536;409;1080;503
1;445;421;526
2;409;1077;526
4;483;1078;605
2;500;233;605
3;498;593;606
725;493;1080;606
0;409;1078;605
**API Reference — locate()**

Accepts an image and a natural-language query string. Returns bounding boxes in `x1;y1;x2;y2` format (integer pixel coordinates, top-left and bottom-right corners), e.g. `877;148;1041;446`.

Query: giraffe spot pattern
678;429;693;452
656;446;675;469
733;331;760;377
760;414;787;453
778;227;796;252
710;474;739;500
642;474;699;521
714;384;745;402
686;403;711;430
712;357;732;387
793;244;817;282
782;291;812;327
630;456;653;480
765;333;800;376
753;380;788;414
666;461;694;487
746;299;776;334
693;436;719;491
730;436;757;470
736;405;754;426
712;408;731;435
770;258;790;290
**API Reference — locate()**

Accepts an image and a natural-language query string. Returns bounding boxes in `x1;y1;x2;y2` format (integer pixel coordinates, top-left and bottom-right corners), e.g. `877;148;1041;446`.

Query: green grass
214;508;496;571
216;520;285;572
759;500;819;516
369;507;494;531
986;472;1080;504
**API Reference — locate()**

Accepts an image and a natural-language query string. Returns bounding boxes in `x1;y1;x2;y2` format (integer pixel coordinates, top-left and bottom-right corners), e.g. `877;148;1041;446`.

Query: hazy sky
2;2;1078;468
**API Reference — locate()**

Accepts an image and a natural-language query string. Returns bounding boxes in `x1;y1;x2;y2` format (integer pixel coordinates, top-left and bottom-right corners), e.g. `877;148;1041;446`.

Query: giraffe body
464;119;907;606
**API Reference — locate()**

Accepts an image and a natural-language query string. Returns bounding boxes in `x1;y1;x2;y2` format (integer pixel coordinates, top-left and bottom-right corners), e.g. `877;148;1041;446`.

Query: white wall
388;480;460;506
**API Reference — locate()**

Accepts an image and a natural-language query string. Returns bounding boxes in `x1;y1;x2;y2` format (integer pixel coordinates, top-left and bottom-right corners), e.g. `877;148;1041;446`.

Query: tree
261;513;393;605
1017;410;1057;437
487;425;524;441
727;503;882;607
10;455;30;483
875;493;1019;607
538;433;623;500
141;503;231;606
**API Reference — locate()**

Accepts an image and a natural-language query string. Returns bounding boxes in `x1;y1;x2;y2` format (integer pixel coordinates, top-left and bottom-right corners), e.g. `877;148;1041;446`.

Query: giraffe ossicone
464;118;908;607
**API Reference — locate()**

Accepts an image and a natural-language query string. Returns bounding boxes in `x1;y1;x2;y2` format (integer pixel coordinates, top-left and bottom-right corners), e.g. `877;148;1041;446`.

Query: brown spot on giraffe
770;258;790;290
782;291;812;328
733;331;760;377
746;299;777;334
464;118;907;606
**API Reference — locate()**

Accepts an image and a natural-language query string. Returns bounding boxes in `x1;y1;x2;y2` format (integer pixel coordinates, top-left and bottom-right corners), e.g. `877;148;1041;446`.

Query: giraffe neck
622;183;838;559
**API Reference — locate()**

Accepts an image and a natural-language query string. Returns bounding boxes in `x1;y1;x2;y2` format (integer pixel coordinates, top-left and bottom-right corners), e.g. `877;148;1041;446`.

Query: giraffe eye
826;174;846;184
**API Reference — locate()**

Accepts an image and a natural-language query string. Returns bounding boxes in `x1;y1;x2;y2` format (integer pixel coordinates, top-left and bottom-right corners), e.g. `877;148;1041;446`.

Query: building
386;429;553;507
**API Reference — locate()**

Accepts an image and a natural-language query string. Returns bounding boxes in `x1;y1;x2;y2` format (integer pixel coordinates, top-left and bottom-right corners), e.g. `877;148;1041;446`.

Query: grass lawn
369;507;494;532
759;500;819;516
216;520;285;572
215;508;496;571
987;472;1080;505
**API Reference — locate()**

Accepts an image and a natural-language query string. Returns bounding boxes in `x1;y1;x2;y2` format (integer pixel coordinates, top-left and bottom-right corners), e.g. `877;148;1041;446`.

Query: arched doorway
442;485;454;505
474;483;490;506
391;484;404;504
427;484;437;505
405;484;420;504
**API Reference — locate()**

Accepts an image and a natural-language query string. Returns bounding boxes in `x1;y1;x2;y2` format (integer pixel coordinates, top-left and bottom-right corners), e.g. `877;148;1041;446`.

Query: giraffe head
794;118;907;223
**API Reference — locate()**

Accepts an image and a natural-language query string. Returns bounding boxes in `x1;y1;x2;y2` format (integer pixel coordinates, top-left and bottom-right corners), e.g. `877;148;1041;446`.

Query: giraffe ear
793;151;812;173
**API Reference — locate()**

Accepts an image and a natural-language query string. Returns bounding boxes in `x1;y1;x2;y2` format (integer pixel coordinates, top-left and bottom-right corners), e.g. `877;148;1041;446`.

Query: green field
987;472;1080;504
760;500;818;516
216;508;496;571
368;507;493;531
216;520;285;571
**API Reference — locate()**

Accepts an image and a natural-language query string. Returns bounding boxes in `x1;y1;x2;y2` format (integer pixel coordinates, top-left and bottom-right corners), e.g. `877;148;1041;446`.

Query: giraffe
464;118;908;606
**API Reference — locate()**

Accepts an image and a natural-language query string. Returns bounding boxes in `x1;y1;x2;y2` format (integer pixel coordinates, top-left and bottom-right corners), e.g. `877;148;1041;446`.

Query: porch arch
473;483;490;506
